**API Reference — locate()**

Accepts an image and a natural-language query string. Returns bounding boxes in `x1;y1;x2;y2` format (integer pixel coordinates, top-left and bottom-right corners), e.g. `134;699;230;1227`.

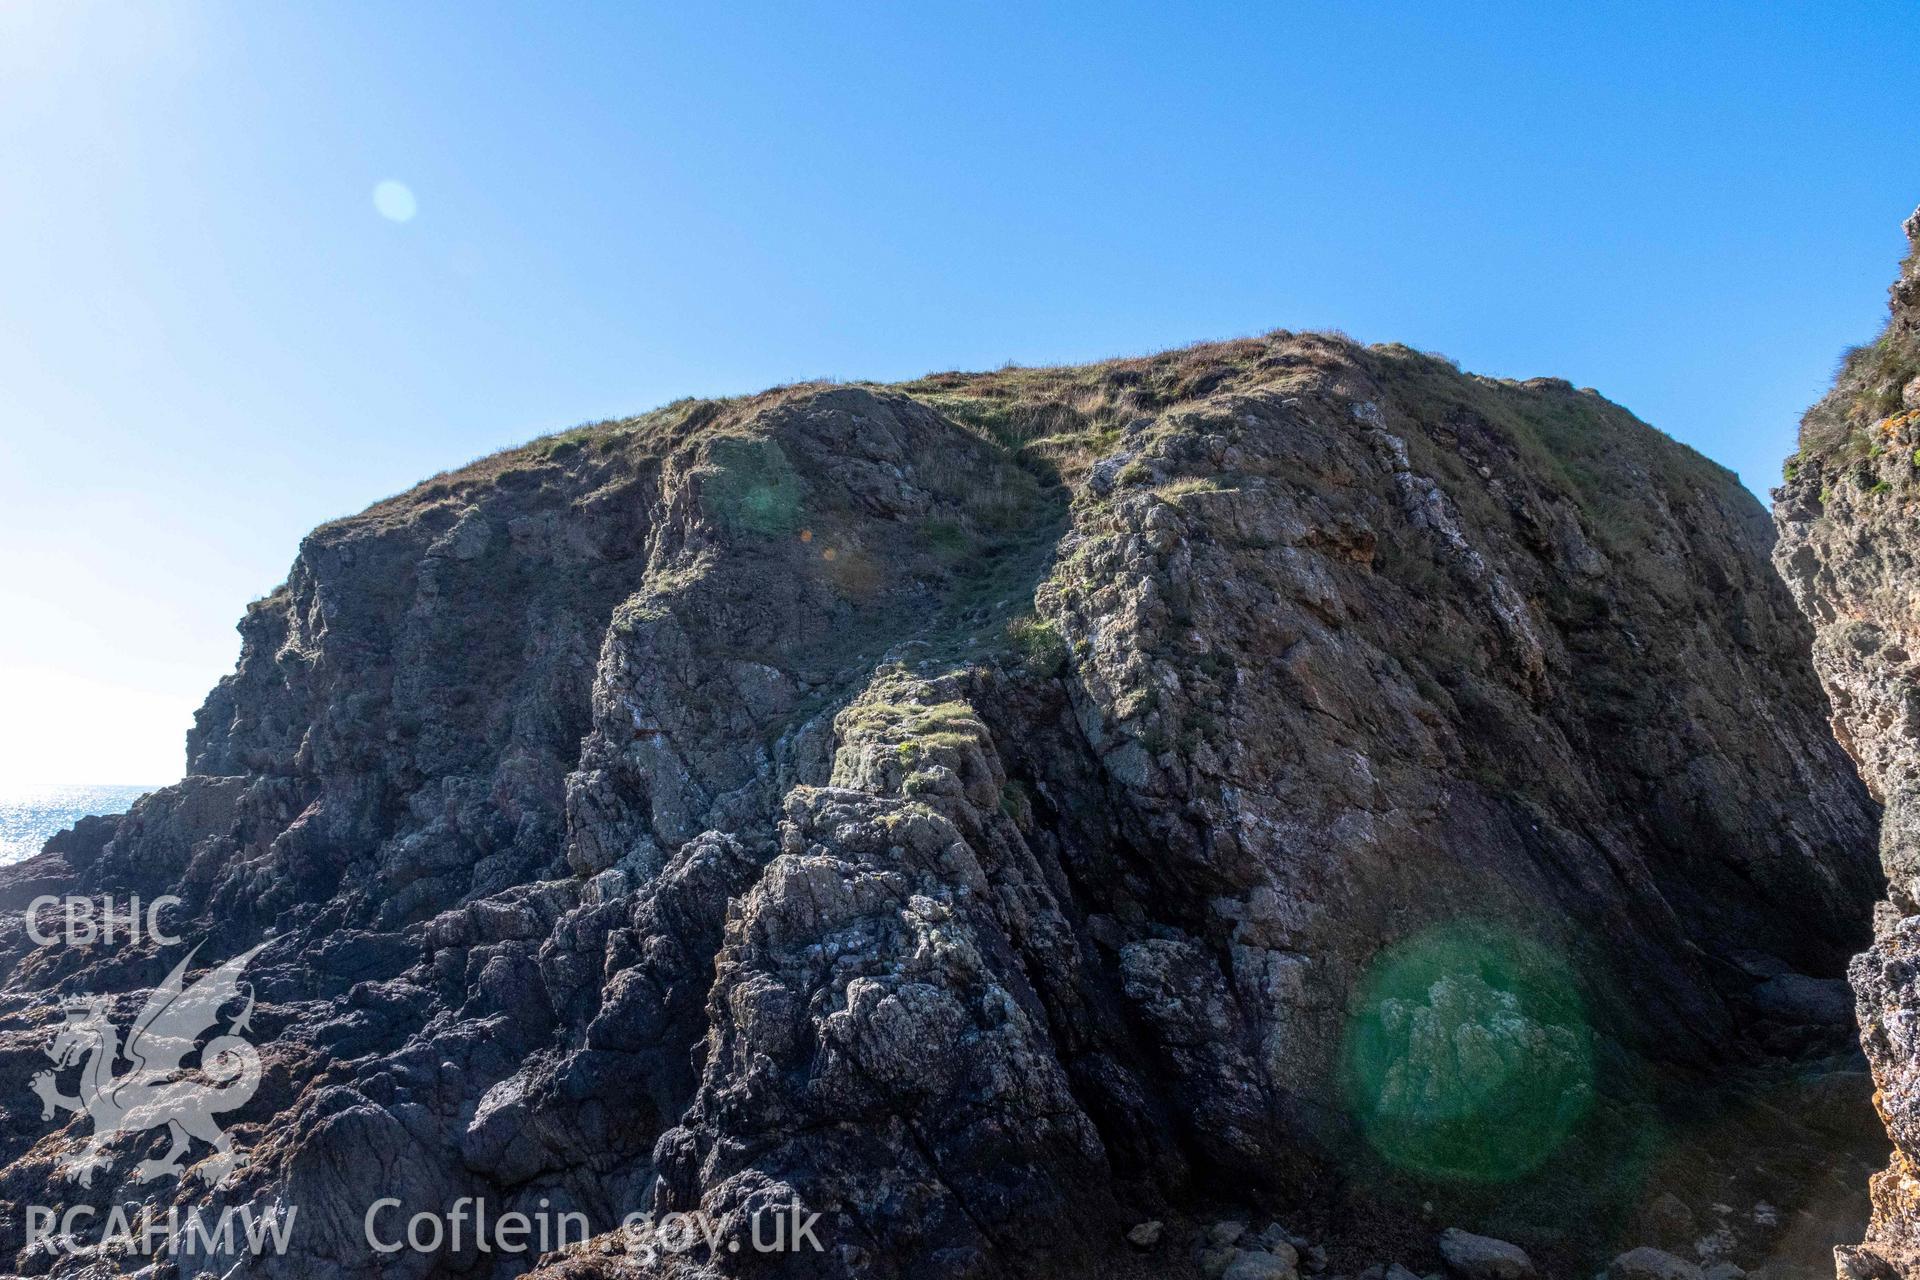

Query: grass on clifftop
896;331;1359;484
1366;343;1744;555
899;333;1739;549
349;327;1745;600
1799;326;1920;466
1797;229;1920;468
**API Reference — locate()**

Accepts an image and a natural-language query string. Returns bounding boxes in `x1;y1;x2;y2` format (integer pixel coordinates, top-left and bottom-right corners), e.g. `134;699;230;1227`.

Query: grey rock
1127;1220;1165;1248
1774;201;1920;1280
0;330;1885;1280
1223;1250;1301;1280
1259;1223;1295;1250
1438;1228;1536;1280
1608;1248;1703;1280
1838;1245;1903;1279
1261;1240;1303;1271
1204;1249;1242;1280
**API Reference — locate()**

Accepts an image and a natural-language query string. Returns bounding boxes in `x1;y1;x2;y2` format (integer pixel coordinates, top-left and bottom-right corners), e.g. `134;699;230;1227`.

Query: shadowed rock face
1775;205;1920;1280
0;334;1882;1280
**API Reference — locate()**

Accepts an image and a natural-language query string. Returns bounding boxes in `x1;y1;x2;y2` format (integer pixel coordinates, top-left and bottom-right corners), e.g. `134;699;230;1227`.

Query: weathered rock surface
0;333;1884;1279
1439;1228;1535;1280
1776;204;1920;1280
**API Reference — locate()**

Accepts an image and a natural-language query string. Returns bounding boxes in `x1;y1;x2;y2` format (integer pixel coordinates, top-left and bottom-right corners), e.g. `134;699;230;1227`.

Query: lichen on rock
1776;204;1920;1280
0;330;1884;1279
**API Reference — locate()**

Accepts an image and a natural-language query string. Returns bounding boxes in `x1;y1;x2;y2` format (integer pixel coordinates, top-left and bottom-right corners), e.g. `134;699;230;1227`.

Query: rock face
1776;205;1920;1279
0;334;1883;1279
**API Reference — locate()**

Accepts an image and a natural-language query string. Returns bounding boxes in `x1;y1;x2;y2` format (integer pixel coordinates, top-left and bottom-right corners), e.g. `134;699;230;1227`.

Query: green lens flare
703;437;803;538
1340;920;1593;1183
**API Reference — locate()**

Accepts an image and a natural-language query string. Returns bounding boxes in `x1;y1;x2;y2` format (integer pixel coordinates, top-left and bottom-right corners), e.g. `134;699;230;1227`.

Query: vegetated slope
1793;209;1920;471
0;330;1882;1280
1776;205;1920;1280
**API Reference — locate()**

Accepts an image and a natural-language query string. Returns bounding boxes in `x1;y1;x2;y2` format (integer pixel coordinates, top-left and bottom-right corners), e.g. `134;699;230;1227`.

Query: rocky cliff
0;332;1885;1280
1775;205;1920;1280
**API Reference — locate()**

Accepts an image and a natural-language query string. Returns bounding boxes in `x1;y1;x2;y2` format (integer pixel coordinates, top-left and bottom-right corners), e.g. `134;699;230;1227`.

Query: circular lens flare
372;180;417;223
702;437;801;537
1340;920;1594;1182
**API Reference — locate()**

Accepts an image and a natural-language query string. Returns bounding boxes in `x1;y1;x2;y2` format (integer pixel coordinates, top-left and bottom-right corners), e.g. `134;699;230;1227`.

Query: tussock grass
1797;229;1920;468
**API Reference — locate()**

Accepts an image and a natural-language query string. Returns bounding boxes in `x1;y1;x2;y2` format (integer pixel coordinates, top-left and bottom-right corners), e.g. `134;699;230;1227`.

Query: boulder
1223;1250;1301;1280
1438;1228;1536;1280
1127;1220;1165;1248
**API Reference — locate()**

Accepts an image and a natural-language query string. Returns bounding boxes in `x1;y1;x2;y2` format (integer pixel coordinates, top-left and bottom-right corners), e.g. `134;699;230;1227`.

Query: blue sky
2;1;1916;784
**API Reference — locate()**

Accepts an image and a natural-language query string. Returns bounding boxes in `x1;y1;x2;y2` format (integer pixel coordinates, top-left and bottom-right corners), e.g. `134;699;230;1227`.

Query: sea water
0;783;157;865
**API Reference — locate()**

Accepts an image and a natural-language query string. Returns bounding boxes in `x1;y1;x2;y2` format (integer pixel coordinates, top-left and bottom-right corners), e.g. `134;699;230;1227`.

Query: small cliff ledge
0;332;1884;1279
1776;205;1920;1280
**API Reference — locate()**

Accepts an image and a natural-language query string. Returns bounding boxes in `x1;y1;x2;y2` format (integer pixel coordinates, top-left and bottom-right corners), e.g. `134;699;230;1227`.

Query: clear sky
2;2;1917;786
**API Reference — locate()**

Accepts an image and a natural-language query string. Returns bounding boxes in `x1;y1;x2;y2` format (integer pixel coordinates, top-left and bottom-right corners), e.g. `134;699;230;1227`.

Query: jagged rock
0;332;1882;1280
1774;203;1920;1279
1609;1247;1705;1280
1840;1245;1904;1279
1438;1228;1535;1280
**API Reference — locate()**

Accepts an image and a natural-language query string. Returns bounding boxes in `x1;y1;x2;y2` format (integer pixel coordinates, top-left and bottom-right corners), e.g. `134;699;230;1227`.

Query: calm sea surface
0;783;157;865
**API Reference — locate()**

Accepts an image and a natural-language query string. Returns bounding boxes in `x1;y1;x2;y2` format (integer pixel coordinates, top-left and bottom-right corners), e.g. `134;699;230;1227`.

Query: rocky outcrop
0;333;1883;1279
1776;205;1920;1279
